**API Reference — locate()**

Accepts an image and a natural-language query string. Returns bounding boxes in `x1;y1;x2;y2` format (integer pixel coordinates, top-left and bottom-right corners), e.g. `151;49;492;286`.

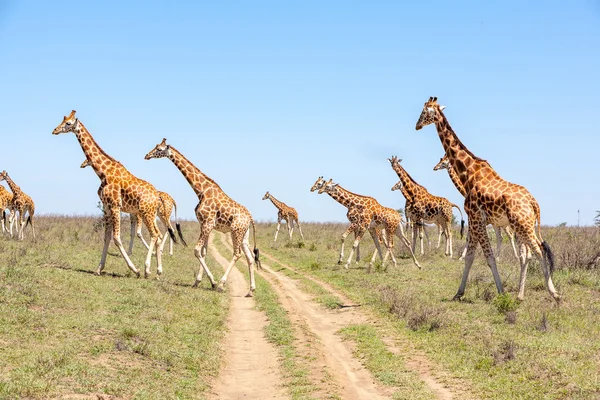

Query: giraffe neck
327;185;363;210
445;163;467;197
433;112;497;193
3;175;21;195
73;121;122;180
267;195;286;211
390;163;422;202
167;146;221;197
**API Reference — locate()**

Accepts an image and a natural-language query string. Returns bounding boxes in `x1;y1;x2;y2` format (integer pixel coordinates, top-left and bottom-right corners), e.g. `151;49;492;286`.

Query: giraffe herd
0;98;561;302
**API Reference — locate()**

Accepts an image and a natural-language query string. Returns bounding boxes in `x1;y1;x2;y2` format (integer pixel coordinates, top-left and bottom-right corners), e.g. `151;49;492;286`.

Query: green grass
0;216;228;399
256;222;600;400
212;232;335;399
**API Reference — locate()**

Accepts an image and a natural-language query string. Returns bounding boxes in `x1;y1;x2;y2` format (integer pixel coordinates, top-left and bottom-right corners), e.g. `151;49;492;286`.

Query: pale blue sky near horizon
1;1;599;225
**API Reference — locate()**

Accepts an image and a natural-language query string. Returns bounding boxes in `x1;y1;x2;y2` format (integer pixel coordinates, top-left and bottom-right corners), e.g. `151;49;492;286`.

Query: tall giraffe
144;139;261;297
0;185;16;236
433;155;519;261
262;191;304;241
80;158;185;256
415;97;558;301
317;178;420;270
0;171;35;240
52;111;168;278
388;157;464;257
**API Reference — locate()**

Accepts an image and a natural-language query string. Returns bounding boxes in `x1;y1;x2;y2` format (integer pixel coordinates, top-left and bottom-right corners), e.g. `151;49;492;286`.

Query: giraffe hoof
337;260;343;265
452;293;464;301
245;291;254;298
94;271;102;276
192;281;200;288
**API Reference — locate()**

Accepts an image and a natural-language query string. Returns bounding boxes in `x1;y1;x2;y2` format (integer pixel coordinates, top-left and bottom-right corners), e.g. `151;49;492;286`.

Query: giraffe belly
486;213;509;228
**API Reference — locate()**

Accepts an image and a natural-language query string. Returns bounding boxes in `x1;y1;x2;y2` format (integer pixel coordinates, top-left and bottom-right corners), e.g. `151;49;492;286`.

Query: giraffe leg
516;241;529;300
0;210;5;235
517;232;559;301
218;230;245;292
127;215;136;256
505;226;519;260
436;224;443;249
382;229;397;271
345;227;366;269
274;219;281;242
141;213;162;278
459;233;468;261
193;227;217;289
355;231;361;263
9;210;16;238
136;216;152;253
96;214;113;276
108;207;140;277
444;222;452;257
288;219;294;240
338;225;355;264
394;223;421;269
29;212;35;240
296;220;304;240
367;227;385;272
242;233;257;297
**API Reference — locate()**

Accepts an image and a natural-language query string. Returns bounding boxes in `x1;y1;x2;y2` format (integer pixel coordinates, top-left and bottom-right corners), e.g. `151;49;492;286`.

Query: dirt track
212;232;467;399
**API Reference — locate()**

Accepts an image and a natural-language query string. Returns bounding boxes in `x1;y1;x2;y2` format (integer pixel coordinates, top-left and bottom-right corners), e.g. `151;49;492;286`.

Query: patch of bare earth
220;233;389;400
259;250;473;400
208;234;287;400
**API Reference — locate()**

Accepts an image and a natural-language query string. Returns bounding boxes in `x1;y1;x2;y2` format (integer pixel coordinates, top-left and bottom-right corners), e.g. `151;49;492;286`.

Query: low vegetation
257;221;600;399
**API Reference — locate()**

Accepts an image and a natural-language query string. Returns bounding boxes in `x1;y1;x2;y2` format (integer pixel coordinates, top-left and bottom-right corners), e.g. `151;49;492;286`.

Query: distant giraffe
391;181;433;254
433;155;519;261
317;178;420;270
53;111;172;278
80;158;185;256
0;185;16;236
388;157;464;257
262;191;304;241
0;171;35;240
415;97;557;301
145;139;261;297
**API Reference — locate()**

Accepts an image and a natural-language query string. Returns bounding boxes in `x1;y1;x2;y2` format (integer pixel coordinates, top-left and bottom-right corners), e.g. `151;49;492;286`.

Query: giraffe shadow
41;262;128;278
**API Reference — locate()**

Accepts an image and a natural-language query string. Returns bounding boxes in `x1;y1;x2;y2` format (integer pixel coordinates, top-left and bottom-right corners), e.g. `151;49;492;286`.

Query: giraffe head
310;176;326;192
0;171;7;182
145;138;172;160
262;191;271;200
387;156;402;168
52;110;79;135
433;155;450;171
391;181;403;191
80;158;91;169
415;97;446;130
318;179;337;195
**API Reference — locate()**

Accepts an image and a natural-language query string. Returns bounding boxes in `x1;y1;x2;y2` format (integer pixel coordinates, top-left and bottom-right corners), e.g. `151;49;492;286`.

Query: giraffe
262;191;304;241
80;158;185;256
415;97;558;301
317;178;420;270
388;157;464;257
0;171;35;240
433;155;520;261
144;138;261;297
311;176;386;264
0;185;16;236
391;181;433;254
53;111;169;279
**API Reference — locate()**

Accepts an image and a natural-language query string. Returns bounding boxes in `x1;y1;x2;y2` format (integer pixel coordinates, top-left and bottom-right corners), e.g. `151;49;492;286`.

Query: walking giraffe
392;179;433;254
53;111;172;278
0;185;16;236
415;97;558;301
80;158;185;256
388;157;464;257
144;138;261;297
262;191;304;241
316;178;420;270
433;154;520;261
0;171;35;240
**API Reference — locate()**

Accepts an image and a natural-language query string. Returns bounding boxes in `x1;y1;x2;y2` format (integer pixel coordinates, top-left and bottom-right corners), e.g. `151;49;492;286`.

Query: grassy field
255;221;600;400
0;216;228;399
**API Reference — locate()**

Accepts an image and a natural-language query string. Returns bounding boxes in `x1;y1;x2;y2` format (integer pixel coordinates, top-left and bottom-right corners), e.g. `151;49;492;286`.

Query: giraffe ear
439;105;446;111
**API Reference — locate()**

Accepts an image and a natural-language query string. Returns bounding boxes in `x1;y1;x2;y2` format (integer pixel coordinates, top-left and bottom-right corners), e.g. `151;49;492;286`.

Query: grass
0;216;228;399
256;222;600;400
211;232;334;399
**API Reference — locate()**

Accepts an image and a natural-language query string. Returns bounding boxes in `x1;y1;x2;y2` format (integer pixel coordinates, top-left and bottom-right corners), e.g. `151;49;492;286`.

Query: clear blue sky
1;1;599;225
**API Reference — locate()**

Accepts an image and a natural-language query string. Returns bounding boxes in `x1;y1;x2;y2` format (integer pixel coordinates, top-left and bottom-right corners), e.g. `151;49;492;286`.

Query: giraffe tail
451;203;465;239
159;194;178;245
25;215;32;228
541;241;555;274
173;201;187;247
2;210;5;226
251;219;262;270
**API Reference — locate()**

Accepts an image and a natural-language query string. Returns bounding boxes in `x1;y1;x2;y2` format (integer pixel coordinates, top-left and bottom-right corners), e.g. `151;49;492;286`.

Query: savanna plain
1;216;599;399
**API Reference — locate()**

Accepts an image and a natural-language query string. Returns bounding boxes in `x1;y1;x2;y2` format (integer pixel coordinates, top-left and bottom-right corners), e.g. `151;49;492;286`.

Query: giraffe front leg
395;224;421;269
338;225;354;264
273;219;281;242
218;230;244;292
97;215;113;276
108;207;141;277
345;228;365;269
193;228;217;289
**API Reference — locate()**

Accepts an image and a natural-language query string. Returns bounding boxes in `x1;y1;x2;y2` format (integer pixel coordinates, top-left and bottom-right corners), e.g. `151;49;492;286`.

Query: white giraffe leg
394;223;421;269
241;230;257;297
274;219;281;242
296;220;304;239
